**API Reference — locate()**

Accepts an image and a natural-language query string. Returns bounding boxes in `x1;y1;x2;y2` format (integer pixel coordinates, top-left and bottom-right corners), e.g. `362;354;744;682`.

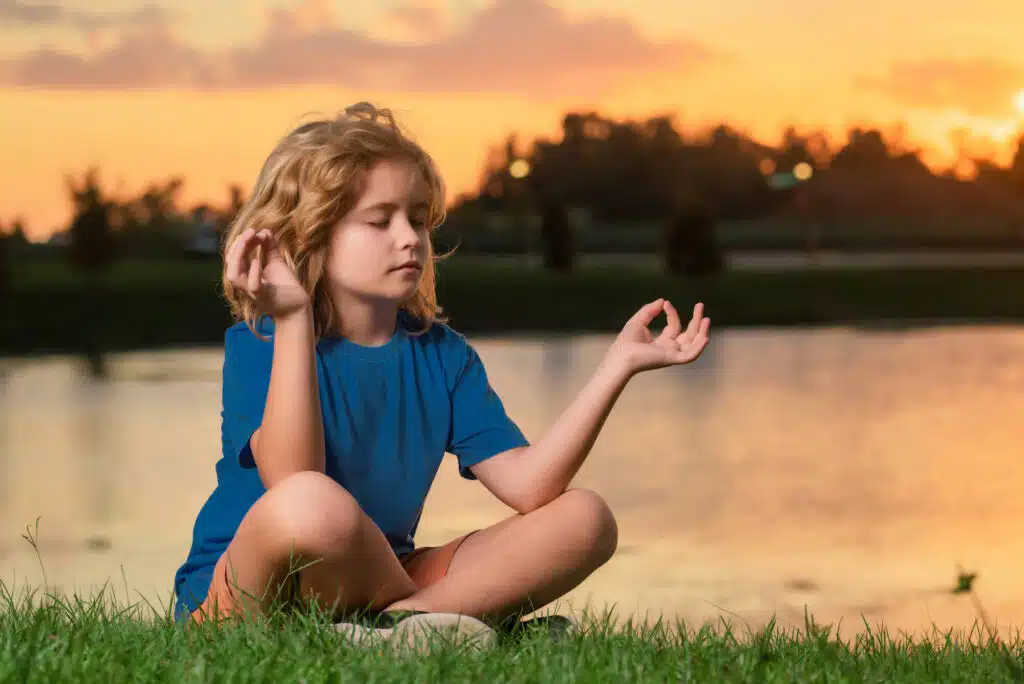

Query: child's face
325;158;431;307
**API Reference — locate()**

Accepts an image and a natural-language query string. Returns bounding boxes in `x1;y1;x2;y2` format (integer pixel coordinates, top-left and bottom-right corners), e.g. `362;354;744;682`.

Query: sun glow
1014;89;1024;115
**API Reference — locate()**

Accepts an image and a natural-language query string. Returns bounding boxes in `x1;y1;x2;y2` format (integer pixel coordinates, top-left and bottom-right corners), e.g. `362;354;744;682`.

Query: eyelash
369;219;426;229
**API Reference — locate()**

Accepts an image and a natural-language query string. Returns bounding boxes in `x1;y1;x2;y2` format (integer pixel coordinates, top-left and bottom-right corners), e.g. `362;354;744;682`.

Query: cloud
0;0;179;32
385;0;447;38
265;0;337;38
13;23;212;89
0;0;719;99
0;0;59;24
389;0;717;97
858;58;1024;117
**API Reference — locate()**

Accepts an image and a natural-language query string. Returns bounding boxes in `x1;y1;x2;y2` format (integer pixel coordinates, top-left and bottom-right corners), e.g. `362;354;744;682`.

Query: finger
679;318;711;359
225;229;255;284
658;300;683;340
261;231;283;261
679;302;704;341
247;243;263;294
224;229;247;274
698;316;711;340
625;298;664;331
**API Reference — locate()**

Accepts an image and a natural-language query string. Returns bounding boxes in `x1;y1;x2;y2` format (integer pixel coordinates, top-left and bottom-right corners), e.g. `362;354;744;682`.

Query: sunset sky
3;0;1024;238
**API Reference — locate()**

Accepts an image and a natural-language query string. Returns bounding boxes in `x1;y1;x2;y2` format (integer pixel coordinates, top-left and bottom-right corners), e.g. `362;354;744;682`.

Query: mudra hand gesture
606;299;711;375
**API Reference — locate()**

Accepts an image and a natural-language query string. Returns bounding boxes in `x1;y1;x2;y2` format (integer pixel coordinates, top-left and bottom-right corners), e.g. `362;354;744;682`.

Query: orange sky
2;0;1024;239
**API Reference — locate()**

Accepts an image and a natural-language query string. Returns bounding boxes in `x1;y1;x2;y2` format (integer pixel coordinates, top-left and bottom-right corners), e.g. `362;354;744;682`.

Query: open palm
611;299;710;374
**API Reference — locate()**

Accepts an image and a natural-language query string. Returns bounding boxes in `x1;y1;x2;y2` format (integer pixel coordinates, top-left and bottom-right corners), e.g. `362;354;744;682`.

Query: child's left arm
470;299;710;512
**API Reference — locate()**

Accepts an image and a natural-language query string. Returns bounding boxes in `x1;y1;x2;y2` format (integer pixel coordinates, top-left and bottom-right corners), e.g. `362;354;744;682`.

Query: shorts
180;531;477;623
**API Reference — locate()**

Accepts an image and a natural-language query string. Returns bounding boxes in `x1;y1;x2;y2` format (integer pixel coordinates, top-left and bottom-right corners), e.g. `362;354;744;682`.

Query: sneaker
334;610;498;652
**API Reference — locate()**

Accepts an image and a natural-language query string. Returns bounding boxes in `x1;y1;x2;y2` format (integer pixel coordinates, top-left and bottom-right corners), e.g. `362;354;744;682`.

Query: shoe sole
334;612;498;652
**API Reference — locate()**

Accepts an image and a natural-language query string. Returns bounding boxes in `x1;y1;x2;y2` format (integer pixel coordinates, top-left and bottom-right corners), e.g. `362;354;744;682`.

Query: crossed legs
188;471;617;624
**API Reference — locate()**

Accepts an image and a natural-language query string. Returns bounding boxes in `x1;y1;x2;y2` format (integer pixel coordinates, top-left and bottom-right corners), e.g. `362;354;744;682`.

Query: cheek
325;234;356;280
326;234;386;281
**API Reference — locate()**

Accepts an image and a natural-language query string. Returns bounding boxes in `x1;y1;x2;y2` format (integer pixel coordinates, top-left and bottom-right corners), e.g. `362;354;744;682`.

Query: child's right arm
226;228;326;489
250;305;326;487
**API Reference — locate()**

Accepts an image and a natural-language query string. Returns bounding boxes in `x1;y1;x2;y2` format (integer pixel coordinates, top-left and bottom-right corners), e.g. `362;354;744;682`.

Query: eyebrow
360;201;430;213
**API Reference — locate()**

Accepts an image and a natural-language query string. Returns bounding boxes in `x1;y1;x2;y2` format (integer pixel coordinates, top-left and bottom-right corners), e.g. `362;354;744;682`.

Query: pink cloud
1;0;720;99
0;0;179;32
385;1;447;38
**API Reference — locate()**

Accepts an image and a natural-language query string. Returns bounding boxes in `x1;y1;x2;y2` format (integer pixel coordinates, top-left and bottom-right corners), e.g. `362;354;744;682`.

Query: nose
393;214;423;250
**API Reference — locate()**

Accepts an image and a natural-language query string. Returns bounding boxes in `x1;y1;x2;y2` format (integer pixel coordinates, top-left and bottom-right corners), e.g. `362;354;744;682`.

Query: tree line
465;112;1024;221
2;110;1024;292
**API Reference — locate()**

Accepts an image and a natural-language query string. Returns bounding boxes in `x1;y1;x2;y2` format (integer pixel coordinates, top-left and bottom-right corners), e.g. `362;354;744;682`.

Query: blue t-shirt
172;313;529;619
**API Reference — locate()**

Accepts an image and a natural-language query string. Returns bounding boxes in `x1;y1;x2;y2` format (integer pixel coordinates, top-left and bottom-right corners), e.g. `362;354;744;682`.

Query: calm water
2;325;1023;637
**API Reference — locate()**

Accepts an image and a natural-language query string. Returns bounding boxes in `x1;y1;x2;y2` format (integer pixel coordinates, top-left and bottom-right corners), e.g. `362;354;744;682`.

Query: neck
329;292;400;347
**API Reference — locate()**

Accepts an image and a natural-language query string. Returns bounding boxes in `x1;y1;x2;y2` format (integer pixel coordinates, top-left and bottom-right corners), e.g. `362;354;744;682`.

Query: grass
5;585;1024;683
4;522;1024;682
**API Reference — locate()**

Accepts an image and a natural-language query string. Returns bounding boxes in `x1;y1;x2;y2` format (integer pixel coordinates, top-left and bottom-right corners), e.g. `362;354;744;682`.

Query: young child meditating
172;102;711;647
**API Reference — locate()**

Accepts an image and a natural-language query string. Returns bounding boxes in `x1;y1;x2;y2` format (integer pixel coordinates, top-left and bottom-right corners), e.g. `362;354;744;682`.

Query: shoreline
5;257;1024;356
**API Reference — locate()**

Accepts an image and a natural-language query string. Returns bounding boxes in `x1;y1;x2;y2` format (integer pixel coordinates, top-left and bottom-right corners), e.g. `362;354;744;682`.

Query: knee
557;488;618;563
261;471;364;561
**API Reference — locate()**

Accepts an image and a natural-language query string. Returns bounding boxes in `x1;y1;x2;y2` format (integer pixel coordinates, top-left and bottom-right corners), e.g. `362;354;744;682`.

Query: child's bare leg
384;488;617;622
192;471;418;621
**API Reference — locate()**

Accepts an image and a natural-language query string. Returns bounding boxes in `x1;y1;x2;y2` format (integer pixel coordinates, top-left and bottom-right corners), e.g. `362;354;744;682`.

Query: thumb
624;298;664;331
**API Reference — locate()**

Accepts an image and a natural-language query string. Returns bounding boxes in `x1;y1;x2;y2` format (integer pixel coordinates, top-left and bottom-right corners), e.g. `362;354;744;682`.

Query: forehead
354;158;429;209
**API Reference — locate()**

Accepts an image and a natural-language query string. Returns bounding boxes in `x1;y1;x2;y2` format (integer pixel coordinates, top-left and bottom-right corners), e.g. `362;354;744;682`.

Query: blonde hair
222;102;447;338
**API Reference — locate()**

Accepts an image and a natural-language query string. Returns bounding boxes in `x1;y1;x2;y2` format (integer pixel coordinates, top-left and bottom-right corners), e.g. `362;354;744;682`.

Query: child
172;102;711;646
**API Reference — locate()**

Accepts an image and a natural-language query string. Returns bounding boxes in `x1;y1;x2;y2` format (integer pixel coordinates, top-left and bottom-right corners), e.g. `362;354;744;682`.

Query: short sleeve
221;325;273;469
447;338;529;480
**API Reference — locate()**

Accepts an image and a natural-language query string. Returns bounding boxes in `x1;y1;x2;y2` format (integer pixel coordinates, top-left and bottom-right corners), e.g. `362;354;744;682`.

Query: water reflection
1;326;1023;638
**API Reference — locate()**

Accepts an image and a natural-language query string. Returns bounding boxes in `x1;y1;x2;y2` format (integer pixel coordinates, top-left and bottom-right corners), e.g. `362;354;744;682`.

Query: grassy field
4;584;1024;683
4;254;1024;355
3;531;1022;683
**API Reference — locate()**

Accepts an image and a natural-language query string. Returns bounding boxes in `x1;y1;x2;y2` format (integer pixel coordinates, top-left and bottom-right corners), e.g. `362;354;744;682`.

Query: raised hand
225;228;310;319
606;299;710;375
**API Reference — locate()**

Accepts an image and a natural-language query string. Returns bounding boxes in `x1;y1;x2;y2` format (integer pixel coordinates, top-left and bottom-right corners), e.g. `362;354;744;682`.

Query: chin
394;278;424;299
397;286;421;302
377;284;421;303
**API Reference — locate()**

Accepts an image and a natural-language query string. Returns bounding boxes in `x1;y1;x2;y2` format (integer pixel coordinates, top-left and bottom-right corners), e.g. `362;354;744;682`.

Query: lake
2;324;1023;639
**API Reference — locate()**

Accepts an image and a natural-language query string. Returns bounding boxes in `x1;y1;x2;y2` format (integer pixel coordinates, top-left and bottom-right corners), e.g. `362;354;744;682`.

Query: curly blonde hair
222;102;447;338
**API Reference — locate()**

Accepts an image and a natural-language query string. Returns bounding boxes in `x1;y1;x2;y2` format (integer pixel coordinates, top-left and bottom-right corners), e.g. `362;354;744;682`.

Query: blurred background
2;0;1024;638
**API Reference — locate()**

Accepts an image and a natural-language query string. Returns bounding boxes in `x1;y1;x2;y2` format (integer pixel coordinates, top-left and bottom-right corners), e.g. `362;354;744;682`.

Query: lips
392;261;422;272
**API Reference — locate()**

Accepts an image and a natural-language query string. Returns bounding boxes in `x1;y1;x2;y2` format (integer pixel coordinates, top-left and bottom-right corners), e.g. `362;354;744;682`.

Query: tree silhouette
65;169;118;377
0;222;9;300
776;127;821;170
118;176;185;235
225;184;246;233
67;168;116;274
830;129;891;170
1010;135;1024;196
0;219;29;299
664;200;723;277
476;111;785;226
539;200;573;271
